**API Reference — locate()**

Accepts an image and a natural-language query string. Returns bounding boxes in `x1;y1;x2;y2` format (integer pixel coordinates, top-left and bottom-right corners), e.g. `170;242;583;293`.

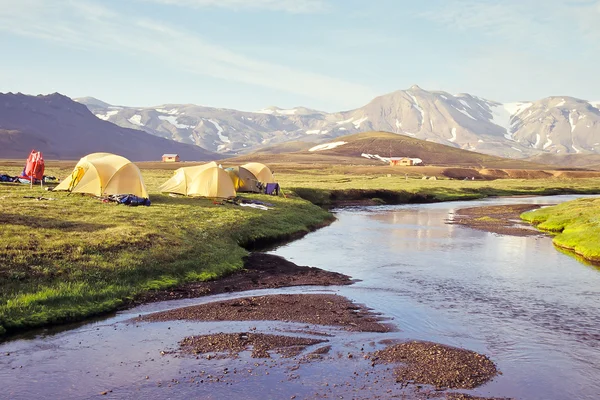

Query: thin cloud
135;0;330;13
0;0;373;107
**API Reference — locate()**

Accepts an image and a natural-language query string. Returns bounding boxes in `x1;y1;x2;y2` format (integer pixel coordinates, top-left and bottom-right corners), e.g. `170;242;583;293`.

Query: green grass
277;173;600;205
0;167;332;336
2;163;600;336
521;197;600;262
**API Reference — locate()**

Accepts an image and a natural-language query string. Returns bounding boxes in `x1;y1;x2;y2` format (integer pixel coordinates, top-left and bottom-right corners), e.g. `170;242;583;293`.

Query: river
1;195;599;399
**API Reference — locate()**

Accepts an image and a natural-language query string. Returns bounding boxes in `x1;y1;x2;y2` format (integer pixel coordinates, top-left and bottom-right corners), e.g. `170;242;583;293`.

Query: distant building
389;157;423;166
162;154;180;162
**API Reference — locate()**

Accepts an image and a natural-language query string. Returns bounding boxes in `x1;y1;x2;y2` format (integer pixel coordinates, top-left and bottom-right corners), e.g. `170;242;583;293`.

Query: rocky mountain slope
77;86;600;159
0;93;220;161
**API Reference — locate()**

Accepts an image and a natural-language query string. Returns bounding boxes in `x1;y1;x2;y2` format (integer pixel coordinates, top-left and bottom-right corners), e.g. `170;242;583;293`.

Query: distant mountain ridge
76;86;600;159
0;92;220;161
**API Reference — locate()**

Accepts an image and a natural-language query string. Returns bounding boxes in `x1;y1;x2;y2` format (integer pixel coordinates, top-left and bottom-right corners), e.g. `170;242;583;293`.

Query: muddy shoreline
126;253;353;308
448;203;549;236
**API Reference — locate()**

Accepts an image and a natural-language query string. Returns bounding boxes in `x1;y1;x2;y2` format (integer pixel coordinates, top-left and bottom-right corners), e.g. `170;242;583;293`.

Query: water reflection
273;195;600;400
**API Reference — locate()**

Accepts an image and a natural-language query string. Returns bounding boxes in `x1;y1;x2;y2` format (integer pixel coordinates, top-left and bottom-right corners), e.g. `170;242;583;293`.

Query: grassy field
0;166;332;336
521;198;600;262
277;172;600;205
2;160;600;336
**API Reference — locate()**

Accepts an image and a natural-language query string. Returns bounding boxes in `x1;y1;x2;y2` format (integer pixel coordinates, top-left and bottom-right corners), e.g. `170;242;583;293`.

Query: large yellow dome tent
159;162;236;198
54;153;149;198
241;162;275;185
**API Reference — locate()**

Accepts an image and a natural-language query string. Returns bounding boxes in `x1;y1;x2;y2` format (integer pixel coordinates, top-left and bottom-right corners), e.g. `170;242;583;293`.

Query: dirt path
448;204;548;236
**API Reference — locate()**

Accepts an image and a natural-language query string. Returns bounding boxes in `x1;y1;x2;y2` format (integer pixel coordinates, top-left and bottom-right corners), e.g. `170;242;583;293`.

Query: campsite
3;2;600;394
3;129;600;398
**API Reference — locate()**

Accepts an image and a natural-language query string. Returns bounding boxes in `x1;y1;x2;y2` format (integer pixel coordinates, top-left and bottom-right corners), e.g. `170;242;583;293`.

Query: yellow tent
225;166;261;193
55;153;149;198
241;162;275;184
159;162;236;198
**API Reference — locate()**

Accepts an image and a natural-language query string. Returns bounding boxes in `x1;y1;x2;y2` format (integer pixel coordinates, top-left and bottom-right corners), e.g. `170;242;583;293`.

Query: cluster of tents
51;152;276;202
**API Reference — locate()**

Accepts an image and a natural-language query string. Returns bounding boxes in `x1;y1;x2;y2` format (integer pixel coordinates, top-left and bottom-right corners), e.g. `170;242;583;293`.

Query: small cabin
162;154;180;163
389;157;422;166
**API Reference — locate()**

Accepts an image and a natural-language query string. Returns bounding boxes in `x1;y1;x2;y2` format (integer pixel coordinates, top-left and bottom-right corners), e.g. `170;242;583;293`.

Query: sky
1;0;599;112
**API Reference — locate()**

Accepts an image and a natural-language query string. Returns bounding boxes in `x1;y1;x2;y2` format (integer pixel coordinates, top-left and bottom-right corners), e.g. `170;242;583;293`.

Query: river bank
2;164;600;337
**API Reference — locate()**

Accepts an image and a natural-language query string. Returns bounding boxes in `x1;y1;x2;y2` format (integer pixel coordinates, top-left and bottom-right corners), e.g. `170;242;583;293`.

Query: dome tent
159;162;236;198
54;153;148;198
241;162;275;185
225;166;261;193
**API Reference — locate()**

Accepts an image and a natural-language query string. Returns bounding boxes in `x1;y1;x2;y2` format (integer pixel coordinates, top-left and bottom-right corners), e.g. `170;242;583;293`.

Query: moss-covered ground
521;197;600;262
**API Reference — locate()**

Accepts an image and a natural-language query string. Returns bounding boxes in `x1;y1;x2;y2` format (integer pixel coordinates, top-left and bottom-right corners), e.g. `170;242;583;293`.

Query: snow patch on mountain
450;127;457;142
128;115;144;126
95;110;119;120
207;119;229;143
454;106;476;120
156;108;180;115
568;111;577;133
361;153;389;163
159;115;194;129
488;102;532;140
407;93;425;126
337;117;354;125
309;141;347;152
353;117;368;128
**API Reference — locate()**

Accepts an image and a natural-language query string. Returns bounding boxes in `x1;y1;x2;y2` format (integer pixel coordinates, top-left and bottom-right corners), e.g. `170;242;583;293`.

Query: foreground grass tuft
521;197;600;261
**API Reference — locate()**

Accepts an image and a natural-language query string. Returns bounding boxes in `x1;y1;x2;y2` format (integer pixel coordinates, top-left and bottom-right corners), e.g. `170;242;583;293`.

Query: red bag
24;150;45;181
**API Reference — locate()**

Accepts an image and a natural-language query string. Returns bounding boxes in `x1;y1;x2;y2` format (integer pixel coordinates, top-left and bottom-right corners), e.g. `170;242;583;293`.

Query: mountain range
75;85;600;159
0;92;218;161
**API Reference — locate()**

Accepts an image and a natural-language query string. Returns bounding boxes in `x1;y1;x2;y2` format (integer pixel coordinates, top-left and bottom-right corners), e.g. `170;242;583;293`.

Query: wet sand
129;253;353;306
448;204;547;236
178;332;327;359
138;293;392;332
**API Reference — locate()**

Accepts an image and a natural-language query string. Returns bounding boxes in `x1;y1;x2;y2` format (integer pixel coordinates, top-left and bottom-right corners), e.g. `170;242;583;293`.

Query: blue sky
1;0;599;111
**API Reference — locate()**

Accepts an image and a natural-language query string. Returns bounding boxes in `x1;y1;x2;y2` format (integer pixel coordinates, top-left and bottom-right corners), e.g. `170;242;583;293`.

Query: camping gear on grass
264;183;280;196
159;162;236;198
54;153;149;198
225;166;262;193
107;194;151;206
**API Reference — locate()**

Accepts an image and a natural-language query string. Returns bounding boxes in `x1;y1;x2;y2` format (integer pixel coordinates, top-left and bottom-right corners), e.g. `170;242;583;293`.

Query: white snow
361;153;390;163
572;145;581;154
449;127;457;142
207;119;229;143
95;110;119;120
511;147;523;153
159;115;194;129
353;116;369;129
459;99;471;109
339;127;347;131
568;111;577;133
128;114;144;126
336;117;355;125
156;108;180;115
453;106;476;120
309;141;347;152
440;95;448;100
489;102;532;140
534;134;541;148
478;139;484;143
395;118;402;129
306;129;322;135
217;144;229;152
429;119;434;130
257;108;297;115
543;137;553;149
555;99;566;107
407;93;425;126
401;132;416;137
589;101;600;109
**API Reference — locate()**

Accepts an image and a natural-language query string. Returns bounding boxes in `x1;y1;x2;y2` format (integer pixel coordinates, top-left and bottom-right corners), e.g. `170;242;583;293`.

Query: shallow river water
1;195;599;399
